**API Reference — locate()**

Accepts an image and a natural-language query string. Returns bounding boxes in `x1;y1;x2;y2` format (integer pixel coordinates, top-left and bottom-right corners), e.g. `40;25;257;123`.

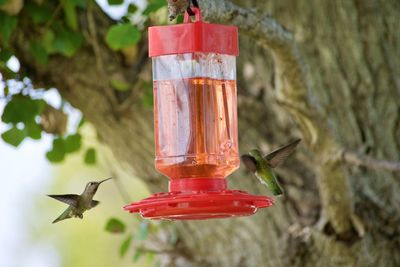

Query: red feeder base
123;178;274;220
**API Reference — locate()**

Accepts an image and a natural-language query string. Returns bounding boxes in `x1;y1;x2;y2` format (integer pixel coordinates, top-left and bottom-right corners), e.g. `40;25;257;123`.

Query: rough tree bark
11;0;400;266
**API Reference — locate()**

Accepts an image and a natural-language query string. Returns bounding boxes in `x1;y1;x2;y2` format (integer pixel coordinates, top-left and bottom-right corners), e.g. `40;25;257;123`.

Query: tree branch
342;150;400;172
40;105;68;135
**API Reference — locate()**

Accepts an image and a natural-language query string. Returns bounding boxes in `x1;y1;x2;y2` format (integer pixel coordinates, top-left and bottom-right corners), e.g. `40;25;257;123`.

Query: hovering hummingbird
241;139;301;196
48;178;112;223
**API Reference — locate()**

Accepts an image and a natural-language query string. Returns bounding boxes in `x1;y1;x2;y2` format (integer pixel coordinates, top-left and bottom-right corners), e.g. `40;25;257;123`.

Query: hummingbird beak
99;177;112;184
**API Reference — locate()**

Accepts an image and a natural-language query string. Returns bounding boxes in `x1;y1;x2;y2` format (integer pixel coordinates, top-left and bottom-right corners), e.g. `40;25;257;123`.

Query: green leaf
30;41;48;65
110;78;131;92
143;0;166;16
41;30;56;54
1;126;26;147
0;0;6;6
2;95;46;124
0;63;16;79
53;27;83;57
64;133;81;153
136;222;149;240
71;0;86;8
0;11;18;46
25;120;42;140
108;0;123;5
84;148;96;164
132;249;143;263
25;2;52;24
105;23;141;50
105;218;126;233
120;15;130;23
127;3;138;13
63;0;78;31
119;235;132;257
0;49;12;61
46;138;65;163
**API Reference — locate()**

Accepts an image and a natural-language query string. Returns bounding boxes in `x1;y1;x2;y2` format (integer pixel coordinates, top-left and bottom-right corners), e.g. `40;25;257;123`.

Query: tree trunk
12;0;400;266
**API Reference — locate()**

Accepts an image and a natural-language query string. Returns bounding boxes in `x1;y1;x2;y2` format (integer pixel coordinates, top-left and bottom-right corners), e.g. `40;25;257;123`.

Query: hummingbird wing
241;154;258;173
47;194;81;208
264;139;301;168
52;206;73;223
90;200;100;209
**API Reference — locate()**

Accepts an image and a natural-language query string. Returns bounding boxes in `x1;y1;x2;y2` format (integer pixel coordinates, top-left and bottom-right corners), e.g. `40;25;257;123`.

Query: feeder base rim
123;190;274;220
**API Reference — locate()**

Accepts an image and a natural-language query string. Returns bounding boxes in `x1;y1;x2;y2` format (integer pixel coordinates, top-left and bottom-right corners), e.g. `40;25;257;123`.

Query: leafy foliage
119;235;132;257
1;94;46;147
104;219;175;265
2;95;45;124
52;26;84;57
0;49;12;61
132;249;143;263
40;30;56;54
1;126;26;147
110;78;131;92
127;3;138;14
0;11;18;46
45;134;82;163
105;217;126;233
84;148;96;164
62;0;79;31
143;0;167;16
64;133;82;153
46;137;66;162
25;120;42;140
29;41;48;65
25;2;52;24
106;23;141;50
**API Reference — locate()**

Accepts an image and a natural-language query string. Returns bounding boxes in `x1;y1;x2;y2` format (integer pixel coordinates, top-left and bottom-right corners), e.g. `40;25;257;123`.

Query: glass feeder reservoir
124;8;274;220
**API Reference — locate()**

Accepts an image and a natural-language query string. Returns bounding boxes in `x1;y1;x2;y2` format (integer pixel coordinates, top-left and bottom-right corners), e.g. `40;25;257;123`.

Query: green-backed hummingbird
48;177;112;223
241;139;301;196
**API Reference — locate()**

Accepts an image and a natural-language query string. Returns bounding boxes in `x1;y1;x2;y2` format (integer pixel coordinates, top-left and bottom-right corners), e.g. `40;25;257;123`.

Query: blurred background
1;0;400;266
0;1;157;266
0;90;152;267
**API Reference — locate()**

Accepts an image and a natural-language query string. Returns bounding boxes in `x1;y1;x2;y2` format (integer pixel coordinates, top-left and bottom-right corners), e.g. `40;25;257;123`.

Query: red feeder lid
148;8;238;57
124;179;274;220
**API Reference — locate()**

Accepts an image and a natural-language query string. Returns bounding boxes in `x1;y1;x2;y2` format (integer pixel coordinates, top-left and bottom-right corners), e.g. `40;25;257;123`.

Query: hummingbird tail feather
267;179;284;196
52;215;70;224
272;184;283;196
52;208;72;224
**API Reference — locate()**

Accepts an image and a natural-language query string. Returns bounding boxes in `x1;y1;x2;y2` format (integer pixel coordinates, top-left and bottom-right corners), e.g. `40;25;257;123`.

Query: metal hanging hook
192;0;199;8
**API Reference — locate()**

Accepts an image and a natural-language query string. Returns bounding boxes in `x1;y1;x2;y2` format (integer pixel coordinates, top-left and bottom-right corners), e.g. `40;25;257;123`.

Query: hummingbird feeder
124;7;274;220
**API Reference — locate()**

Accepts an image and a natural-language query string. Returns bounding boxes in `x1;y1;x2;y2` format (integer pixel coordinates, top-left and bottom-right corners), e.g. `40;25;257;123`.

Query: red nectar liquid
154;78;239;180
